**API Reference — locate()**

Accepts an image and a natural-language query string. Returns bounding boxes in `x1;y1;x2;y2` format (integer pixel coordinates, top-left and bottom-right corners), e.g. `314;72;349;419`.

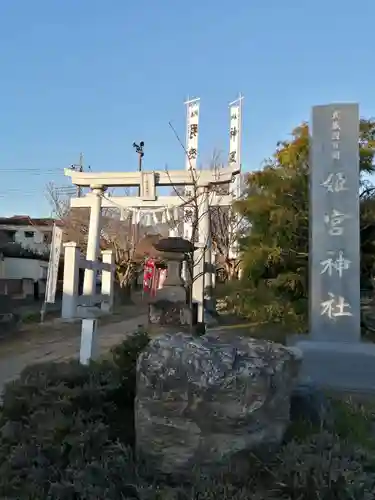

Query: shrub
264;431;375;499
0;330;150;499
137;431;375;500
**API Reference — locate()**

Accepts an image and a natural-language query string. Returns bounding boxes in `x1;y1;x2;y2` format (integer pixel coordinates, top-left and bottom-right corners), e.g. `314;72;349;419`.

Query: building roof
0;216;63;227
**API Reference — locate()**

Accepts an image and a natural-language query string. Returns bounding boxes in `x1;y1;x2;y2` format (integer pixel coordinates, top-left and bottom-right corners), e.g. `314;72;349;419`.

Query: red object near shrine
143;258;155;293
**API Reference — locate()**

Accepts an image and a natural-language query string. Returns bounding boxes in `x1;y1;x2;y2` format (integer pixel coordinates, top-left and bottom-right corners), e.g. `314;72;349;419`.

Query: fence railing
61;241;115;364
62;241;114;320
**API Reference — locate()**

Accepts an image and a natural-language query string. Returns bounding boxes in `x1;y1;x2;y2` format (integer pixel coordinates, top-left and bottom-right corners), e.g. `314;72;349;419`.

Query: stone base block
287;337;375;394
149;300;191;326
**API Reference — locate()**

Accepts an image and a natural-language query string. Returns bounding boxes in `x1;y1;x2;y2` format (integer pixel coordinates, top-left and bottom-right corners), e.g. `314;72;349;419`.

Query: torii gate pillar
83;186;105;296
191;187;211;322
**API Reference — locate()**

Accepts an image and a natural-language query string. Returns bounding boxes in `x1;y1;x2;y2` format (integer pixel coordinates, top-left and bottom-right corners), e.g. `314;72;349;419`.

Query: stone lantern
148;237;194;327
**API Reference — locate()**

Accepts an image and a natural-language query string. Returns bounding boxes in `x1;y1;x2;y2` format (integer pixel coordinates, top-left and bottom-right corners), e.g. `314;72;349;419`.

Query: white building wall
0;224;52;254
1;257;48;281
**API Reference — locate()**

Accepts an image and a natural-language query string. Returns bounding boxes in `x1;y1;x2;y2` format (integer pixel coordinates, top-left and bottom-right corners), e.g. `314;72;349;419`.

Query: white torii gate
64;165;239;322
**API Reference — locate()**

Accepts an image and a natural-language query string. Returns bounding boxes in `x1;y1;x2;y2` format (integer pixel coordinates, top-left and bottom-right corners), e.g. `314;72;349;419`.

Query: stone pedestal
148;247;191;327
288;337;375;394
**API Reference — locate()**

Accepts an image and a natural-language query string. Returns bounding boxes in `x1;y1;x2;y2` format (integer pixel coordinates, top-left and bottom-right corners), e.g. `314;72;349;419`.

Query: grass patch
287;394;375;449
215;322;288;344
331;397;375;448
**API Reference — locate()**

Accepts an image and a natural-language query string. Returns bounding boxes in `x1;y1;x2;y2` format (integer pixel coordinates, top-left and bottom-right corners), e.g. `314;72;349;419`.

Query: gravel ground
0;301;148;392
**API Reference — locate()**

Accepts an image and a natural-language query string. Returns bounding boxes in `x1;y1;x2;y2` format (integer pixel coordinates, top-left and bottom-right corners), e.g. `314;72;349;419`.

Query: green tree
233;120;375;332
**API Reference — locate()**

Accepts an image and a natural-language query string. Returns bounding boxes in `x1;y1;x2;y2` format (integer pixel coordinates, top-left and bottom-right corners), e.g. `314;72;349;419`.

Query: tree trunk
114;281;133;305
224;261;235;281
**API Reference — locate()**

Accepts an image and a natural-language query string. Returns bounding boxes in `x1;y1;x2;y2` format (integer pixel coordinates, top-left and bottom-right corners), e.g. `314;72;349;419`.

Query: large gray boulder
135;332;301;480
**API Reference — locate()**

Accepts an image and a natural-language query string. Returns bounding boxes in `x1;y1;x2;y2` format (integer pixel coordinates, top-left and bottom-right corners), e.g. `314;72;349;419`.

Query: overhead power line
0;168;63;173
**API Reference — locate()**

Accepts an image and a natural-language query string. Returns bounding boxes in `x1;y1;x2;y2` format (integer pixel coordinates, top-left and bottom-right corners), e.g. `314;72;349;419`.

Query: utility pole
70;153;84;197
133;141;144;196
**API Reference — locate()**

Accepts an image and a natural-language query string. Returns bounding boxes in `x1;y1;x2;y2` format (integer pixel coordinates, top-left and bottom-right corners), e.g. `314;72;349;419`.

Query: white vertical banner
229;99;242;199
185;98;200;172
229;95;243;259
184;97;200;241
145;212;152;227
45;224;63;303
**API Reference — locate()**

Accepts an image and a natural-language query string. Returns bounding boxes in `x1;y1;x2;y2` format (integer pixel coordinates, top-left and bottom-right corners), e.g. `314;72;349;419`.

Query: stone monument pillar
309;104;360;341
290;103;375;394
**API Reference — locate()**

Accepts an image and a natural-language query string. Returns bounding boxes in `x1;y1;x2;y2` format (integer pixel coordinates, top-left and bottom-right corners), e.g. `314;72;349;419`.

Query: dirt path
0;304;148;391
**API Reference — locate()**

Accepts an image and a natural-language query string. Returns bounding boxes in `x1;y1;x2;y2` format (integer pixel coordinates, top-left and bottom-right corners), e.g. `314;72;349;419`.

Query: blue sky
0;0;374;217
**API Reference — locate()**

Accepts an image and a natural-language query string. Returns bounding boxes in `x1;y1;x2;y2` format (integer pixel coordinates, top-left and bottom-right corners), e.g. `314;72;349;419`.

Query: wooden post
80;318;97;365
